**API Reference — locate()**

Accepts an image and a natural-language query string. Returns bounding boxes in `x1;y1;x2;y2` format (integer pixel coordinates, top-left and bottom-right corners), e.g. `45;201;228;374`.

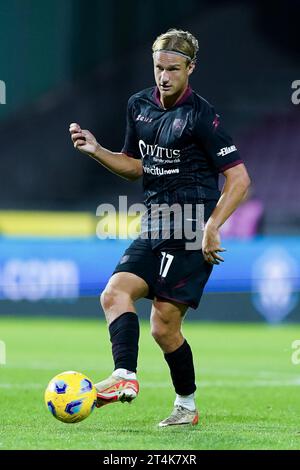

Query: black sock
109;312;139;373
164;340;196;395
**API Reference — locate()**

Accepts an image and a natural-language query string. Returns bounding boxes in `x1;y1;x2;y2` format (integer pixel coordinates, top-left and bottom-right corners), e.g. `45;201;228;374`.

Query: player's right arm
69;122;142;181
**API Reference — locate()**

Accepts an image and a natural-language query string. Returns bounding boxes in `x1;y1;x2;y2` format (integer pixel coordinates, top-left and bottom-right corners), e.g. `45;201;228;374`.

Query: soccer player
69;29;250;426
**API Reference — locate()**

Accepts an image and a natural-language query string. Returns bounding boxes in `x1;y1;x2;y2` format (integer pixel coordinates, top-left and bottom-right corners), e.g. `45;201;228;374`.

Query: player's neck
160;84;190;109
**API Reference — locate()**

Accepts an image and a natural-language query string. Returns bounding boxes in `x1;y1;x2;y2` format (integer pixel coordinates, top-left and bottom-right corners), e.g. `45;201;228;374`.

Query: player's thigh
100;272;149;323
112;237;160;300
104;271;149;301
150;297;188;338
154;249;213;309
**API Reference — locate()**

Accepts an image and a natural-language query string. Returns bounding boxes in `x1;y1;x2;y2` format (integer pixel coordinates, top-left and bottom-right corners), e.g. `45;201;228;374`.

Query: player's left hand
202;224;226;265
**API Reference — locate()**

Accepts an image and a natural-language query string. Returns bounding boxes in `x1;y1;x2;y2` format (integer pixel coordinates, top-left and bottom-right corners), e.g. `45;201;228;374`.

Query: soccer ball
44;371;97;423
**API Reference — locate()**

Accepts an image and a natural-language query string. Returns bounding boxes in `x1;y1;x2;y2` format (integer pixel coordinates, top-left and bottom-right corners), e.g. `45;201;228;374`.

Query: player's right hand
69;122;99;156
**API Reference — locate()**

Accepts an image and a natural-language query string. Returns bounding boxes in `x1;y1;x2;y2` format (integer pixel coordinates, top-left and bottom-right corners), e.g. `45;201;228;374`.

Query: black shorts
112;237;213;309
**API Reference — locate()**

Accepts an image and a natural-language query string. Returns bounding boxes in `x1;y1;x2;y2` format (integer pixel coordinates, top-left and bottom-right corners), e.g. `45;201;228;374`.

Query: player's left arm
195;103;251;264
202;163;251;265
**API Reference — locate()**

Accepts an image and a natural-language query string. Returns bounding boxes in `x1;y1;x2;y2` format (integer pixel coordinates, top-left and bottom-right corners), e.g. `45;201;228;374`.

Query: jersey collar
154;85;192;109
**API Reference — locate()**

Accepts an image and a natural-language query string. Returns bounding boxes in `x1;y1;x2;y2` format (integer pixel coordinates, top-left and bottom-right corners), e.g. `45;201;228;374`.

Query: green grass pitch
0;316;300;450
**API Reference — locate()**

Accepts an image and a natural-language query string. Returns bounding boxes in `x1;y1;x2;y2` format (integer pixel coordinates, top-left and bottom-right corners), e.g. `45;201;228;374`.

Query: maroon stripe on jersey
175;85;192;106
154;87;161;107
154;85;192;108
219;159;243;173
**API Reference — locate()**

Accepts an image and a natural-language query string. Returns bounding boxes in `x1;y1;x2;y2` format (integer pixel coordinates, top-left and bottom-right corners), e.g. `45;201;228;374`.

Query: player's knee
151;327;182;352
100;287;118;311
100;285;131;312
151;323;170;344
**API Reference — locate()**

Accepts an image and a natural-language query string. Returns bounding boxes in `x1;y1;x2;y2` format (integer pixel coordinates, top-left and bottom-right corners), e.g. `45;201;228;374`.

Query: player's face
153;51;194;98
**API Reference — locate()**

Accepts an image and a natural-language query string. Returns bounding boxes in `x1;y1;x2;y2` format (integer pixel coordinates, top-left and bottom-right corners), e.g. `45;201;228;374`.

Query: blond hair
152;28;199;63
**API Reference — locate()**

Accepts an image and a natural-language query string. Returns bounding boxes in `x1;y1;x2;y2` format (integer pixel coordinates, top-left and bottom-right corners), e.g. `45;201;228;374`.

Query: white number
159;252;174;278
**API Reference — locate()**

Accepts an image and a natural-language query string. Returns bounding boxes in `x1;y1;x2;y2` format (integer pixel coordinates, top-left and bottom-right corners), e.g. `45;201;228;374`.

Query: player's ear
187;61;195;76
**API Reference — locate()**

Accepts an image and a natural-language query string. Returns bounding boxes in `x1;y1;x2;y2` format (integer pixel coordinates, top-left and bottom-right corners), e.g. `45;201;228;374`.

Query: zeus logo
217;145;237;157
139;139;180;159
0;80;6;104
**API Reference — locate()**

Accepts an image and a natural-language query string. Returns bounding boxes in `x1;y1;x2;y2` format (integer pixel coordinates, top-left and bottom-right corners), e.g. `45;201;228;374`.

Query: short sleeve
194;104;243;172
121;96;140;159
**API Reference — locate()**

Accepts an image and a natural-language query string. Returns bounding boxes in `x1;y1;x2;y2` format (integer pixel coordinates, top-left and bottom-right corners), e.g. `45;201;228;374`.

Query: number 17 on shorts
159;252;174;278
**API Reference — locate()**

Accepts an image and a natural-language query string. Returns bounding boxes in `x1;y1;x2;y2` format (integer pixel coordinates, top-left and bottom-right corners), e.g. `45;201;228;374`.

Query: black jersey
122;85;243;208
122;86;243;249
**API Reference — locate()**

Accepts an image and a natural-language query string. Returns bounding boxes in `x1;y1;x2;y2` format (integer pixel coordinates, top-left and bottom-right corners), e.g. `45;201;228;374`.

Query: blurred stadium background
0;0;299;324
